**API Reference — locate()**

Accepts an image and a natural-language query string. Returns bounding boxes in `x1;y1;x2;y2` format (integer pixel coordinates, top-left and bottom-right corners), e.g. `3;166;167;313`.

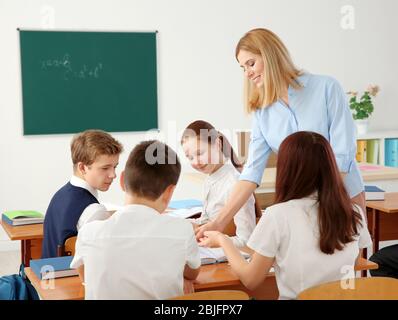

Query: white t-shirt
70;204;201;300
69;176;111;230
194;161;256;248
247;196;372;300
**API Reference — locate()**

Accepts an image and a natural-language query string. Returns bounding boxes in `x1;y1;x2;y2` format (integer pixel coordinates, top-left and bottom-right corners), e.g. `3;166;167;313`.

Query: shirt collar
70;175;99;199
119;204;161;216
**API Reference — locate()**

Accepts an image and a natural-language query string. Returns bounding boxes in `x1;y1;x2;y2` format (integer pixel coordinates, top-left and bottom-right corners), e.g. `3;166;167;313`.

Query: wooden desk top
0;220;43;240
25;262;273;300
195;262;274;290
366;192;398;213
25;267;85;300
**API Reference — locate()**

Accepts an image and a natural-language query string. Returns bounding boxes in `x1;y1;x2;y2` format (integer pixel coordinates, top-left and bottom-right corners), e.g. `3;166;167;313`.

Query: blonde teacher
196;28;365;239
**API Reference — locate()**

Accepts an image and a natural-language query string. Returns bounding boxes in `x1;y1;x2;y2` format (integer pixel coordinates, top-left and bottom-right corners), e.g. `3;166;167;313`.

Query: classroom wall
1;0;397;247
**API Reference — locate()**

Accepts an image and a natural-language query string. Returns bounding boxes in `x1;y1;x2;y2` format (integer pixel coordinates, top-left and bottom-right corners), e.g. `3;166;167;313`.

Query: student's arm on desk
199;231;274;291
183;264;200;294
196;180;257;240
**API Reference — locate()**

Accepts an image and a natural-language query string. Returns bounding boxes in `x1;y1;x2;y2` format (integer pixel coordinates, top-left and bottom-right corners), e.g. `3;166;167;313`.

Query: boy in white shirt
71;140;201;299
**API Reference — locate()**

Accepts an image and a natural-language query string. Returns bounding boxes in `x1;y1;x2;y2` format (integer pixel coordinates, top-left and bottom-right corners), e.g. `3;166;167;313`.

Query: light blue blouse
239;73;363;198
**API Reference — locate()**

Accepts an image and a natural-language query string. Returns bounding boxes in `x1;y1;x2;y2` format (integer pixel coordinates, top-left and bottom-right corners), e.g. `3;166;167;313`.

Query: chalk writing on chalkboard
40;54;103;80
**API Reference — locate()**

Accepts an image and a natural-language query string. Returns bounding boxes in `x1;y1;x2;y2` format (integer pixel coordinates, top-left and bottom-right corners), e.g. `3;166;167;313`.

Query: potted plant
347;85;380;135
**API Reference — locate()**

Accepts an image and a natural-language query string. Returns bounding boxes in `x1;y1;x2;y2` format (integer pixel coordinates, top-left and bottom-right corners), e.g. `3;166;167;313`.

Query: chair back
170;290;250;300
354;257;378;272
298;277;398;300
57;236;77;257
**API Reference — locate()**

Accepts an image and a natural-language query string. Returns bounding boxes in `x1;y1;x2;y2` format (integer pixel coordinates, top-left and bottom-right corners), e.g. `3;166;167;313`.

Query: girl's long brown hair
181;120;262;217
275;131;363;254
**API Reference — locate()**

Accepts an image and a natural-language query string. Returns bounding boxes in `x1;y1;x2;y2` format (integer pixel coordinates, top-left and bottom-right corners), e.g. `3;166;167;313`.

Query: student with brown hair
199;131;371;300
42;129;123;258
181;120;258;248
196;28;364;240
71;140;200;300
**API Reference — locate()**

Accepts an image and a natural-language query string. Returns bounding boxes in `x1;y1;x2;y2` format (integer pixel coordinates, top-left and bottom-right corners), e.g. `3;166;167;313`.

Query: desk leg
372;209;380;253
21;240;25;265
361;249;367;278
21;239;32;267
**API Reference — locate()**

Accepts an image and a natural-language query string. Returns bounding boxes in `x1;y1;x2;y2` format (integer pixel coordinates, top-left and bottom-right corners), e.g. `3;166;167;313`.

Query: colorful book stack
2;210;44;226
356;140;367;162
385;138;398;167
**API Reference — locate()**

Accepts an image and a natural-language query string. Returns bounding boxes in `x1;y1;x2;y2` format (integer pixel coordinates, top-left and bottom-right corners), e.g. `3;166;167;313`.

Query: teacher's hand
195;219;223;241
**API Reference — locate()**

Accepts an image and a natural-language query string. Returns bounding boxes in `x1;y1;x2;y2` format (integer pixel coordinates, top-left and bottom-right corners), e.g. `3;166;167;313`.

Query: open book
167;206;202;219
199;247;250;265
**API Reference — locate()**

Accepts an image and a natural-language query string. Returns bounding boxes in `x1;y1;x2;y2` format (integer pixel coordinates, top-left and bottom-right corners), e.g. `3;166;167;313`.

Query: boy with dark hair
71;140;201;299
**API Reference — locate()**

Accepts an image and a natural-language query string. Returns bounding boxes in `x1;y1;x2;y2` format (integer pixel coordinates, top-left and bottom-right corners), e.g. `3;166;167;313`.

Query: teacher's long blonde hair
235;28;302;112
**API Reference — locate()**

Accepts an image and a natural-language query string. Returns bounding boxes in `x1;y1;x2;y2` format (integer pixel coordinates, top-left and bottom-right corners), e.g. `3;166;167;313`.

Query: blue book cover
30;256;77;280
1;214;13;226
169;199;202;209
365;185;385;192
385;138;398;167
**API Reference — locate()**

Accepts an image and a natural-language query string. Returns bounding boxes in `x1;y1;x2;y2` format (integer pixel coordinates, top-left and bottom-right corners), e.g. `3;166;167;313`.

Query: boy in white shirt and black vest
42;129;123;258
70;140;201;299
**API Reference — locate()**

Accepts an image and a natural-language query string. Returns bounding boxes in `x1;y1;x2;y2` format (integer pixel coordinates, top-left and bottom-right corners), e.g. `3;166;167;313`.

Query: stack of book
1;210;44;226
30;256;78;280
364;185;385;201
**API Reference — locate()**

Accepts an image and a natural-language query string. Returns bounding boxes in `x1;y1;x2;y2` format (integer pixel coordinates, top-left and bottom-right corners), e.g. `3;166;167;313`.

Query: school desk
24;258;376;300
0;220;43;266
366;192;398;253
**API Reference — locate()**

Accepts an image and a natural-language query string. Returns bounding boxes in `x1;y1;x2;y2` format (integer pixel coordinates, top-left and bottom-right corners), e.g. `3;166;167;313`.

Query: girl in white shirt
199;131;372;299
181;120;259;248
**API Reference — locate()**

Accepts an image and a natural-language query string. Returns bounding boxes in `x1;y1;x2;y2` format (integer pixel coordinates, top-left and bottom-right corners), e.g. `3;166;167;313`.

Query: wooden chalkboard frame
19;30;158;135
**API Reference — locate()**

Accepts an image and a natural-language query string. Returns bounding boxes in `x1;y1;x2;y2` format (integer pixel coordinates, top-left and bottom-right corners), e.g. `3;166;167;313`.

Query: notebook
199;247;250;265
365;185;385;201
30;256;78;280
169;199;203;209
167;207;202;219
1;210;44;226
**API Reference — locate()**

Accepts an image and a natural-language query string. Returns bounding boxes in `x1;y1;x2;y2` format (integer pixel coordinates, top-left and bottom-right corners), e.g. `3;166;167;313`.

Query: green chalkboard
19;30;158;135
